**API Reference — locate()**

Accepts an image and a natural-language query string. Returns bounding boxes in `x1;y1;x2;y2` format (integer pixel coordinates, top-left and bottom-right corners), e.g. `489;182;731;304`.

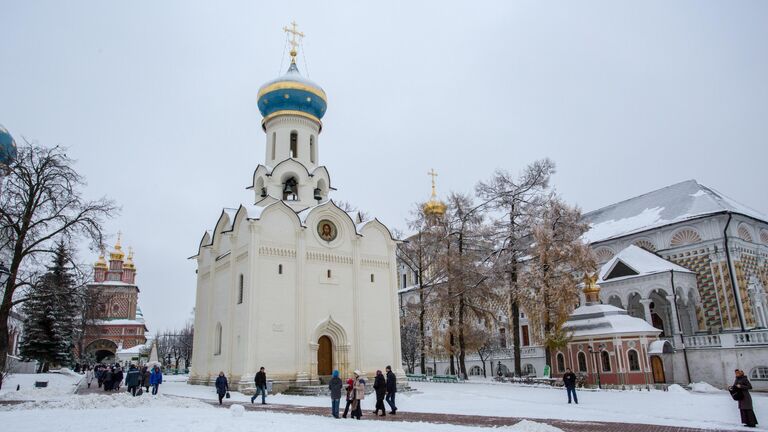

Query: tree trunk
458;294;467;380
512;301;521;376
0;301;11;373
418;281;426;374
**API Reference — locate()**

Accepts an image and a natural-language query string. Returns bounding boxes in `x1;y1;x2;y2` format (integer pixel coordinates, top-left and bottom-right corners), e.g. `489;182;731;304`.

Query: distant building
82;235;148;363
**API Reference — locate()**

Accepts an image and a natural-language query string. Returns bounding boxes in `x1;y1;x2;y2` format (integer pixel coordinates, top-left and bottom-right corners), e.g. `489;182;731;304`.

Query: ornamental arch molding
737;223;754;242
669;228;702;248
594;247;615;263
310;316;351;378
760;229;768;245
633;238;657;252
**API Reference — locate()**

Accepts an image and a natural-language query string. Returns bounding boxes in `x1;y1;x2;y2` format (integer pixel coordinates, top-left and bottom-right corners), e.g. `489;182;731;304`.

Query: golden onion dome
583;273;601;304
94;250;108;269
124;247;135;269
423;169;446;217
109;232;125;261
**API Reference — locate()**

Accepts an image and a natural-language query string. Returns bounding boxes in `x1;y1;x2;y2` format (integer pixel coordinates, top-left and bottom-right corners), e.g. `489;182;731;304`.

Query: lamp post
588;345;602;389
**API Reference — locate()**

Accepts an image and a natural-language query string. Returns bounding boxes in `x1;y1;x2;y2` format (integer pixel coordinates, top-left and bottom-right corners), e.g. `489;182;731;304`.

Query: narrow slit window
290;131;298;158
370;273;375;283
327;269;332;278
237;274;244;304
278;264;283;274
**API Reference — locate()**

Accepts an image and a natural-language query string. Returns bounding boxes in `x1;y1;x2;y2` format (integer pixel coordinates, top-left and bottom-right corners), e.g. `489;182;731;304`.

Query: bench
430;374;460;383
406;374;427;382
34;381;49;388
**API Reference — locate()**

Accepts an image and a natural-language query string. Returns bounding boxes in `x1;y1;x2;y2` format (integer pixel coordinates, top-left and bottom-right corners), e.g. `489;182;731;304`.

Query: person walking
140;366;151;393
563;368;578;404
385;365;397;415
328;370;343;418
150;365;163;395
215;371;229;405
730;369;758;428
96;365;104;388
125;364;141;396
351;370;366;420
103;367;114;391
250;367;267;404
85;366;95;389
373;370;387;416
113;366;124;392
342;377;355;418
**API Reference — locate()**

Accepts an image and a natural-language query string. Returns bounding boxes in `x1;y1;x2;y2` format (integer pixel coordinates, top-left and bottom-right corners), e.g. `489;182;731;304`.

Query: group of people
329;366;397;420
85;364;164;396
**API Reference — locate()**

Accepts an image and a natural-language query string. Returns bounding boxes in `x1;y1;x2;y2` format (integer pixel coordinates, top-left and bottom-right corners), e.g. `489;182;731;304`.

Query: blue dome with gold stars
0;124;18;168
257;62;327;129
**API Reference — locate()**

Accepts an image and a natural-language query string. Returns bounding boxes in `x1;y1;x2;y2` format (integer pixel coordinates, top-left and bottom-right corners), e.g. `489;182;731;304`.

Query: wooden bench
406;374;427;382
430;374;460;383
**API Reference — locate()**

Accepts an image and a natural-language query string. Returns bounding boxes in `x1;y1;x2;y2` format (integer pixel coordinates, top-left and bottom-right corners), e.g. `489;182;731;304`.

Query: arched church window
601;351;611;372
271;132;276;160
556;353;565;373
237;274;244;304
310;135;315;163
577;352;587;372
278;264;283;274
627;349;640;371
214;322;222;355
290;131;298;158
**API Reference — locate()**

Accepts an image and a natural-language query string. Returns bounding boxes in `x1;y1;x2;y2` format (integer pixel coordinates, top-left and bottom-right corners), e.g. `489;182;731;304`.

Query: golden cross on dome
427;168;438;198
283;21;305;63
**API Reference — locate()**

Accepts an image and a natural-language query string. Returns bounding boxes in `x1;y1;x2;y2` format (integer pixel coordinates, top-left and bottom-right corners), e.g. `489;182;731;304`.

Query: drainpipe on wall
670;270;692;384
723;213;747;331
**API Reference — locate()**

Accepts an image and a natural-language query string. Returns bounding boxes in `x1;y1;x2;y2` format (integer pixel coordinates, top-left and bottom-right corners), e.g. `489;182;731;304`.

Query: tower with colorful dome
82;233;148;363
190;23;405;392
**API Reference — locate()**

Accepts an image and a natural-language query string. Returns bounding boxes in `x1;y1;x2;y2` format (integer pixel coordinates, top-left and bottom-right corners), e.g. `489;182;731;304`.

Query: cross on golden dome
428;168;438;198
423;168;446;217
283;21;305;64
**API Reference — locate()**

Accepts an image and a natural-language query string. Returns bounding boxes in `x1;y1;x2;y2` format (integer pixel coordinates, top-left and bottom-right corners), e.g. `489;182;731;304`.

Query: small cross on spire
427;168;438;198
283;21;305;64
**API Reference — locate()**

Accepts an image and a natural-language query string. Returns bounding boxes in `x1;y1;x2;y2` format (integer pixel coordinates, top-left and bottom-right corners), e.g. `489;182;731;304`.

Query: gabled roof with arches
583;180;767;244
598;245;692;283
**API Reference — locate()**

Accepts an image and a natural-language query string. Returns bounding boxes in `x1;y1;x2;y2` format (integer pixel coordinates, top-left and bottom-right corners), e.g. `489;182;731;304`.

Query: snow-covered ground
0;392;562;432
158;375;767;430
0;370;83;400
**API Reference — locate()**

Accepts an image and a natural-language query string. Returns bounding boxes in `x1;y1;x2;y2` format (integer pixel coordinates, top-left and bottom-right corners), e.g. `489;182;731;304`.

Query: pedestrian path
69;381;733;432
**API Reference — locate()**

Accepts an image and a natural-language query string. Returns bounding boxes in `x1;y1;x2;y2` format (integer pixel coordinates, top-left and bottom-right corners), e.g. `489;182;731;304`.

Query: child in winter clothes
342;377;355;418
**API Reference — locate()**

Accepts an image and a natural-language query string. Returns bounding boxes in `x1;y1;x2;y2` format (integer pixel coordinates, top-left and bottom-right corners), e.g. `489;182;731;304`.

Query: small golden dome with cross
109;232;125;261
423;169;447;217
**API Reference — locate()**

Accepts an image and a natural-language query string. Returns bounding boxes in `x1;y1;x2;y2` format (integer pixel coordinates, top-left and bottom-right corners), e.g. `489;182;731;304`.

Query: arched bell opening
282;175;299;201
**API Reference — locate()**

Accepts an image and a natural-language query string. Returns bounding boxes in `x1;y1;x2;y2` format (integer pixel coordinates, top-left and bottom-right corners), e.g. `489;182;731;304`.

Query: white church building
189;27;404;392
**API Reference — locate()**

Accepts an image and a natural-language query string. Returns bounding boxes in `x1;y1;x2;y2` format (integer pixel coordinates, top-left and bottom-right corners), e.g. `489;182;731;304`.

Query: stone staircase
282;385;329;396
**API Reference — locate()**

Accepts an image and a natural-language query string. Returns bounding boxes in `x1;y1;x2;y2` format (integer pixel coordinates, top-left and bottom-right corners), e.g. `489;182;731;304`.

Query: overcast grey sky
2;1;766;332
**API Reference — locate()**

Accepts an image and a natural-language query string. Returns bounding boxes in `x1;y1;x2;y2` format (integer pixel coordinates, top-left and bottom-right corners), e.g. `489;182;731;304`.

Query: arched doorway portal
317;336;333;376
651;355;666;383
85;339;118;364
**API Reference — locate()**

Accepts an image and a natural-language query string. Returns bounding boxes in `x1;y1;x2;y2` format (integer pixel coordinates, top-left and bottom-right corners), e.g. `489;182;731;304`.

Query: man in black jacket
563;368;578;404
251;367;267;404
385;365;397;414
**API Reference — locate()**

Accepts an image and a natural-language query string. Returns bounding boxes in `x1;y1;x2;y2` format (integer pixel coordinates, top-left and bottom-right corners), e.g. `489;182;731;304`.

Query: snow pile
0;393;212;411
230;404;245;417
507;420;563;432
666;384;688;394
0;372;82;400
690;382;723;393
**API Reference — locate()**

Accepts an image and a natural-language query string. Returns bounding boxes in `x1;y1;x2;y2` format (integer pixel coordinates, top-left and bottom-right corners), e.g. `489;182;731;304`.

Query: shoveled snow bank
0;399;562;432
0;372;82;400
690;382;723;393
666;384;688;394
0;392;212;411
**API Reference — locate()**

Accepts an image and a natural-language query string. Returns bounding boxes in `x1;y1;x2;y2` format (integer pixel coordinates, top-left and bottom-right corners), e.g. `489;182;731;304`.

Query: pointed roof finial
583;272;601;305
423;168;447;217
283;21;304;64
115;231;123;250
428;168;438;198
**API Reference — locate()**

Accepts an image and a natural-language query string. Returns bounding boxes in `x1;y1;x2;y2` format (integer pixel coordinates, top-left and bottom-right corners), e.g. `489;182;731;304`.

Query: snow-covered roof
563;303;661;338
583;180;767;244
88;281;137;288
599;245;692;283
95;319;145;326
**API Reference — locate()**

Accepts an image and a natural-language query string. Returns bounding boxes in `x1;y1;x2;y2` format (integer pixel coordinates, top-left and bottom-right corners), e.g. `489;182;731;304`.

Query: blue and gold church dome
0;124;18;168
257;61;327;129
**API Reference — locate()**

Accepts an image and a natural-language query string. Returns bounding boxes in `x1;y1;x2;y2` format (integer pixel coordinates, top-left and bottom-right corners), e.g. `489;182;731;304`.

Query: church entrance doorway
651;355;665;383
317;336;333;376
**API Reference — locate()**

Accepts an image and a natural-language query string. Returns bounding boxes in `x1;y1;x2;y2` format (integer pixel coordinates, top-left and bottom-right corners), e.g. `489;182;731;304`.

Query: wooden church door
318;336;333;376
651;355;666;383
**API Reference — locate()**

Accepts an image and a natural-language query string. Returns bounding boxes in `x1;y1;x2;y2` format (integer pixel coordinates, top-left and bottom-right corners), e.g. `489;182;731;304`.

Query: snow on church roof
582;180;767;244
564;303;661;337
598;245;692;283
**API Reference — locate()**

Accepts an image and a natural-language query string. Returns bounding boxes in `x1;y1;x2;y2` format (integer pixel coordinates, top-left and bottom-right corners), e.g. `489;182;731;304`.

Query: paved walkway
67;381;732;432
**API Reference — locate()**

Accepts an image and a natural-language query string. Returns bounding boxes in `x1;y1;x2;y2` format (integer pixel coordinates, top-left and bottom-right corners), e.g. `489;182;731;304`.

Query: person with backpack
730;369;758;428
125;364;141;396
328;370;343;418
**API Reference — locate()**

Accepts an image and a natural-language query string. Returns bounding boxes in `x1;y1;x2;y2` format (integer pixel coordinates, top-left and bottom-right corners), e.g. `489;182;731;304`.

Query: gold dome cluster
423;169;447;217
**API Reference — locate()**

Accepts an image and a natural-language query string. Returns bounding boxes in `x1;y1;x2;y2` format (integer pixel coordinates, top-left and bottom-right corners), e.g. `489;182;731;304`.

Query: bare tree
396;204;448;374
0;143;117;372
399;308;420;374
476;159;555;376
519;196;596;367
471;326;501;378
178;323;194;369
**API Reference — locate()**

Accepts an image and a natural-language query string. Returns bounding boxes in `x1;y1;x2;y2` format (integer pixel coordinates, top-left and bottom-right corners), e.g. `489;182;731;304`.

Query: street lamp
587;345;603;389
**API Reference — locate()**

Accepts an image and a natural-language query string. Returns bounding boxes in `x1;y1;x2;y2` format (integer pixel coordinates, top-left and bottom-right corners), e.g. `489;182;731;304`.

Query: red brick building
82;235;148;363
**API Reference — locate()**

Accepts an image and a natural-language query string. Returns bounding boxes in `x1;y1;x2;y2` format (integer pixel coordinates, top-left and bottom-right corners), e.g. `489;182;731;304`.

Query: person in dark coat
730;369;758;427
149;365;163;395
385;365;397;414
140;366;151;392
342;377;355;418
125;364;141;396
103;368;113;391
562;368;578;404
328;370;343;418
250;366;267;404
96;365;104;388
215;371;229;405
373;370;387;417
113;367;124;392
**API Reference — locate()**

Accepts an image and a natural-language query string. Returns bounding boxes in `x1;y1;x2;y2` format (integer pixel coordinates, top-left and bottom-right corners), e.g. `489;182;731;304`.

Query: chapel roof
563;303;661;338
582;179;767;244
598;245;693;283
